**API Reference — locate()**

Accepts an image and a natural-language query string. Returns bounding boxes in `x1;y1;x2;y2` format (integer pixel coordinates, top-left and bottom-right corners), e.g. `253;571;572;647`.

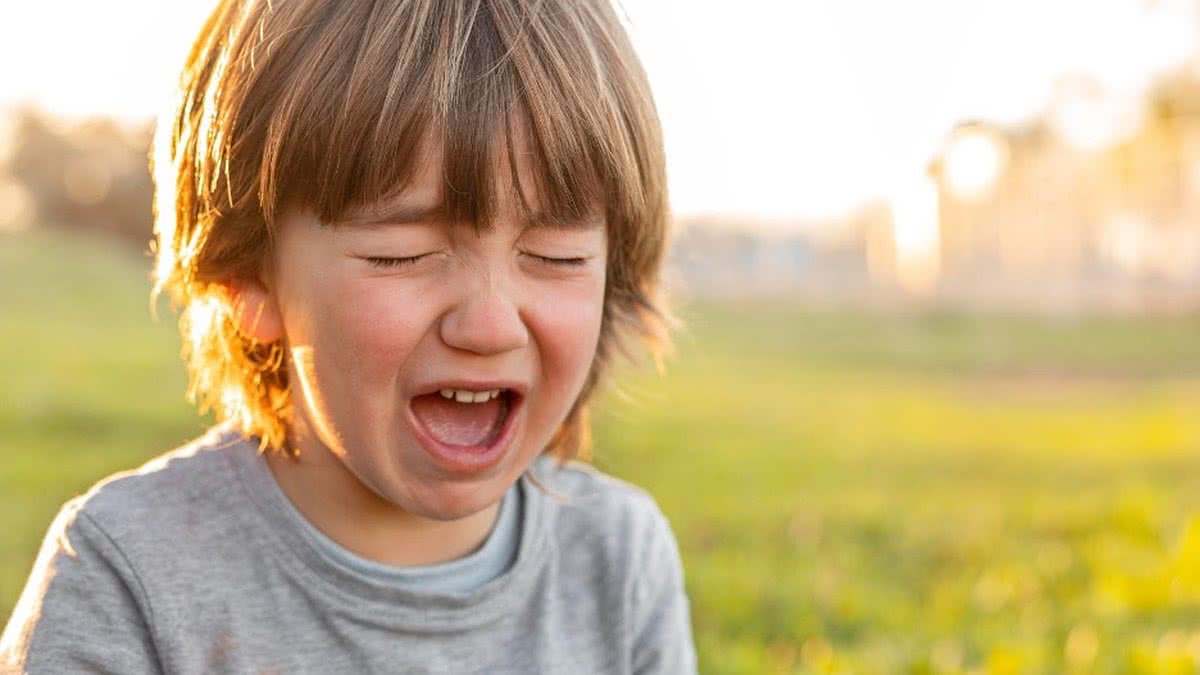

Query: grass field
5;229;1200;673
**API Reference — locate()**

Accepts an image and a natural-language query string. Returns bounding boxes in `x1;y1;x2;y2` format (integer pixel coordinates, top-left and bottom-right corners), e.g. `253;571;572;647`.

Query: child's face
249;143;607;520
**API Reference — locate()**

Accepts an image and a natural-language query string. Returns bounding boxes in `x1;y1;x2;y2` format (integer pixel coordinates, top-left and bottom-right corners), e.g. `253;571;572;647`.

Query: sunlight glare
889;174;941;294
1049;78;1144;152
187;295;223;356
942;128;1007;200
291;345;345;458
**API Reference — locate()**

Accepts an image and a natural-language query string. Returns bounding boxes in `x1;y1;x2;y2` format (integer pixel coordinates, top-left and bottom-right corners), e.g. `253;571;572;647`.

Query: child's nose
439;283;530;356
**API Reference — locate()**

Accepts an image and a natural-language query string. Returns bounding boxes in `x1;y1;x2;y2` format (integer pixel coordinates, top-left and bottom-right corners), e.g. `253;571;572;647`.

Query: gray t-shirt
1;424;697;674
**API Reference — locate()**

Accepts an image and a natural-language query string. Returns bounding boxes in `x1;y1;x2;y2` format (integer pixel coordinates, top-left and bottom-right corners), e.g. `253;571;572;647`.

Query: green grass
591;304;1200;673
6;228;1200;673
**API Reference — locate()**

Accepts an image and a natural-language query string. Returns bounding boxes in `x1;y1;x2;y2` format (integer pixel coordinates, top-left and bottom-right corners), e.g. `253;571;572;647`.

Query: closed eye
526;253;590;267
361;255;428;269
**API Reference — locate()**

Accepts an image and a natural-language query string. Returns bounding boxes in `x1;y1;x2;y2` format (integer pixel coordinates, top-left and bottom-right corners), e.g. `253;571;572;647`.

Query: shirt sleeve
0;500;163;674
630;503;698;675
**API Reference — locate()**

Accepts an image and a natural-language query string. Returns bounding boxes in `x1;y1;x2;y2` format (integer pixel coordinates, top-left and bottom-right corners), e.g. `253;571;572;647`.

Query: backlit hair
152;0;673;460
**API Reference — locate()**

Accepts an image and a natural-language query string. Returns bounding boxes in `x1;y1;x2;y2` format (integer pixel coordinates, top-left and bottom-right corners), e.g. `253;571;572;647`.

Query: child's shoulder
535;454;662;511
529;456;657;508
526;455;681;562
62;423;248;539
523;456;689;643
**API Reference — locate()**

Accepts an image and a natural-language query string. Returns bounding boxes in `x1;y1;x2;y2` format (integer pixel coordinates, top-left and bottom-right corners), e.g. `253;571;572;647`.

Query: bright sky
1;0;1196;230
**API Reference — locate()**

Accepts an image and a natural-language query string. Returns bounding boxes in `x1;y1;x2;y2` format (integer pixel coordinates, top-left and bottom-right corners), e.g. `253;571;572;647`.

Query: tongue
410;393;504;447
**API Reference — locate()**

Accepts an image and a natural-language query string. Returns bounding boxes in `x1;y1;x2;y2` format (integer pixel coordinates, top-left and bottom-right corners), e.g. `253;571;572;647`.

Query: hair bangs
255;0;644;233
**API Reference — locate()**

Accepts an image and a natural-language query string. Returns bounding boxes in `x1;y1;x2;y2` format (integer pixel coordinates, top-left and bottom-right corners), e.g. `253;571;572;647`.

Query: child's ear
226;279;283;344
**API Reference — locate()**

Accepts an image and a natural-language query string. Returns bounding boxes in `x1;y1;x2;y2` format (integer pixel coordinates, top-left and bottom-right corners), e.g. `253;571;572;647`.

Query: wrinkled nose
439;281;529;356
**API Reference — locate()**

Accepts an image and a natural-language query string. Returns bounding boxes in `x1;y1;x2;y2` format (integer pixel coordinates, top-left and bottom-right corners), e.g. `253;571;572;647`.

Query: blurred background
5;1;1200;673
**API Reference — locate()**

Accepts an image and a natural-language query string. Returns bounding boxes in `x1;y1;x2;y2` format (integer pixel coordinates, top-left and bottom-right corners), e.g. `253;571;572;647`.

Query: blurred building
928;71;1200;312
668;217;871;303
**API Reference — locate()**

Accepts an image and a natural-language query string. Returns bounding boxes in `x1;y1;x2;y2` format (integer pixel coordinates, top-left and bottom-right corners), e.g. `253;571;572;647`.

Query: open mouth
409;388;518;450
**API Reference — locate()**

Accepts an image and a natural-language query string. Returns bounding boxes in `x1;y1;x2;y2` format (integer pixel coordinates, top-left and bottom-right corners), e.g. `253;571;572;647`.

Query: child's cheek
322;274;438;374
531;280;605;383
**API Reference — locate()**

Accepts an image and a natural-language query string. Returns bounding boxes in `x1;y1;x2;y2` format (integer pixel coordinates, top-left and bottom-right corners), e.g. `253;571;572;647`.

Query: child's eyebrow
336;204;446;230
524;211;605;231
336;204;604;231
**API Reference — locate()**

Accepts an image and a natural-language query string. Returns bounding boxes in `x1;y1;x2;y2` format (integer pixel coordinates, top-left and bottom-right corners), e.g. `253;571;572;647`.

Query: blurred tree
3;106;154;251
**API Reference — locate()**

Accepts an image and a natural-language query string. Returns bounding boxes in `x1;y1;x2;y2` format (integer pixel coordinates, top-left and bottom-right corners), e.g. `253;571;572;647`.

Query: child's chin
401;481;509;522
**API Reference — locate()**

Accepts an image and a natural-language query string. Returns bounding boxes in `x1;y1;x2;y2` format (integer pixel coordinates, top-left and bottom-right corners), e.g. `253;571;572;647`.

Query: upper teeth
440;388;503;403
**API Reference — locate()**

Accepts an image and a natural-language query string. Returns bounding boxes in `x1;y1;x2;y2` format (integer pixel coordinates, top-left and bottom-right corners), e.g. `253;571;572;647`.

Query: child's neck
263;436;501;567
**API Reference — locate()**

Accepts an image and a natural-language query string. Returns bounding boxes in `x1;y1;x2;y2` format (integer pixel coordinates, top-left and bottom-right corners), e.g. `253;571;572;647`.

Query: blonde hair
152;0;673;460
